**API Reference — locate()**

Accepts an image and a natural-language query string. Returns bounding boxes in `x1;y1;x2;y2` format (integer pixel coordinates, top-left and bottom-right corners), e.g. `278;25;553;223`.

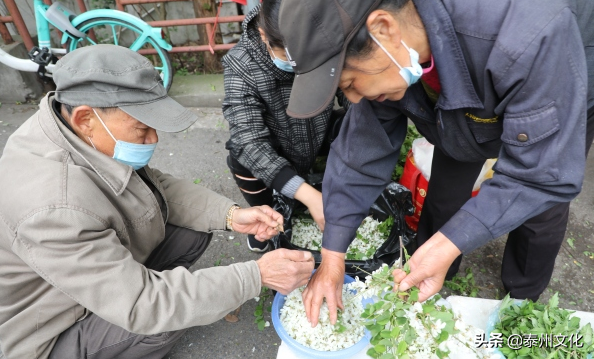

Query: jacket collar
242;5;294;81
413;0;483;110
39;93;133;196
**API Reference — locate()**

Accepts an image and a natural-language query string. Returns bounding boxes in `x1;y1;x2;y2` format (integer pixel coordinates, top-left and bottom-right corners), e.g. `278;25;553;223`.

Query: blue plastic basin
271;274;372;359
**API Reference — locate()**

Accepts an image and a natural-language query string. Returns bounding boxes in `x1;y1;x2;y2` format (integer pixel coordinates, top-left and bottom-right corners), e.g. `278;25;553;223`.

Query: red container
399;151;428;232
399;150;479;232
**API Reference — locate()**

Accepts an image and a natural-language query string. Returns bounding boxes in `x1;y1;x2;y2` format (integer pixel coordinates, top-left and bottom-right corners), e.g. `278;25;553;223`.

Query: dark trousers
416;106;594;301
49;225;212;359
227;155;274;247
226;155;273;208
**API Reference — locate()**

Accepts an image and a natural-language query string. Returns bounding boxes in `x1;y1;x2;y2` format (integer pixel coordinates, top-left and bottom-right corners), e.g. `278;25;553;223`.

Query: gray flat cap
53;44;196;133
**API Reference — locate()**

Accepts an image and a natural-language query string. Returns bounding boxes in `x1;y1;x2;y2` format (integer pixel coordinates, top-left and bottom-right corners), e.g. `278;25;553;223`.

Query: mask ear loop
88;137;97;149
422;56;434;74
91;108;118;143
369;33;404;71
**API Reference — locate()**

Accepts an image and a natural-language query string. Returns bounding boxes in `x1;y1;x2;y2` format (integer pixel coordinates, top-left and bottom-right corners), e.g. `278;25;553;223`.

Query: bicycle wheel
66;17;173;92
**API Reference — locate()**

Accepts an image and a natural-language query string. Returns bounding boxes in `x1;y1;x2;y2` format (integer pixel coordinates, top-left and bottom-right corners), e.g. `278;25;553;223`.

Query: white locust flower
280;283;365;351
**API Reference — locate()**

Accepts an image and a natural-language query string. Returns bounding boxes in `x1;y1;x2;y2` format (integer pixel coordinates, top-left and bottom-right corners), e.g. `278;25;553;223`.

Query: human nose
145;128;158;144
343;89;364;104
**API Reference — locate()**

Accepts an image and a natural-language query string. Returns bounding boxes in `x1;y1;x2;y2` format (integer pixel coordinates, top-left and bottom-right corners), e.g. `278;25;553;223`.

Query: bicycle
0;0;173;90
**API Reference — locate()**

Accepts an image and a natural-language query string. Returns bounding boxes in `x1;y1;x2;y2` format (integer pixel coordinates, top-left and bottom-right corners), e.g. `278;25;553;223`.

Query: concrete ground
0;78;592;358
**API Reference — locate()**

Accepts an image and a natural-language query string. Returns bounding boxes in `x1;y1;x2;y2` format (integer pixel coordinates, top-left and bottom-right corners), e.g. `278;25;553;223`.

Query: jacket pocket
498;102;560;182
501;103;559;146
466;117;503;144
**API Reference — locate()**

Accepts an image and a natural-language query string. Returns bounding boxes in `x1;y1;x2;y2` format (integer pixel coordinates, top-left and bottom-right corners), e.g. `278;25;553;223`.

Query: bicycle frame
0;0;171;74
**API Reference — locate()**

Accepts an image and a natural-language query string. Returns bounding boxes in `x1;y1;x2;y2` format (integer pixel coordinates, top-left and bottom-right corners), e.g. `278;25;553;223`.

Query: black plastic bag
270;182;415;279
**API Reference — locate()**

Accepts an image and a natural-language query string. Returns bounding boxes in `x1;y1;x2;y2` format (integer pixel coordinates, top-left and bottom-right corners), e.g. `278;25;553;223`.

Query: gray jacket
322;0;594;253
0;95;261;359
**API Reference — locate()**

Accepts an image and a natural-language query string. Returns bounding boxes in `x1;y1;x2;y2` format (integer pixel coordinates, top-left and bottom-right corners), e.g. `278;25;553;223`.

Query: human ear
258;28;268;44
69;105;96;138
367;10;402;46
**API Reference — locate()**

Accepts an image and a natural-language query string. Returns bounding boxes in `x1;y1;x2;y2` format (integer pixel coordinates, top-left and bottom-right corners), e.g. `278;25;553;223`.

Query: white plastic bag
411;137;496;191
411;138;434;180
472;158;497;192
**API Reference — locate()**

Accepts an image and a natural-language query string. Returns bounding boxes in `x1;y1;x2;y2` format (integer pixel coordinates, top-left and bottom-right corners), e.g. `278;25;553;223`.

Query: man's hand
256;249;315;295
294;183;325;231
231;206;283;240
392;231;461;302
302;248;345;327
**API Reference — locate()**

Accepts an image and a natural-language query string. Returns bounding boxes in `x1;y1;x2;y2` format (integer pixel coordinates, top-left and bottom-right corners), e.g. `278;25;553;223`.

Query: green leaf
397;340;407;355
422;304;436;314
193;178;202;184
408;288;419;302
436;348;450;359
437;330;449;343
374;344;386;353
366;348;378;358
369;324;383;336
549;292;559;308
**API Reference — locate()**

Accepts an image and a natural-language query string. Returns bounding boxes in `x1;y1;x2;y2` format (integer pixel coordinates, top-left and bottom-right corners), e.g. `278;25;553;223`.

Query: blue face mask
267;41;294;73
369;33;423;86
90;109;157;170
273;57;294;72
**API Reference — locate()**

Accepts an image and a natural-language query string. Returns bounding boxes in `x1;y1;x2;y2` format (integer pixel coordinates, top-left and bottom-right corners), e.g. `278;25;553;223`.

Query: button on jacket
322;0;594;254
0;95;261;359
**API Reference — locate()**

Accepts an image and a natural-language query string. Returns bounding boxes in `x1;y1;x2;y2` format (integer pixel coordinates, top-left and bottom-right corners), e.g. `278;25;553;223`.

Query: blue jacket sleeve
441;8;588;253
322;100;408;253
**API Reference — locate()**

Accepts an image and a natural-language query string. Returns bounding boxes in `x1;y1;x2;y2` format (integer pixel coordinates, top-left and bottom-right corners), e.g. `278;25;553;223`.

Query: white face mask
369;33;424;86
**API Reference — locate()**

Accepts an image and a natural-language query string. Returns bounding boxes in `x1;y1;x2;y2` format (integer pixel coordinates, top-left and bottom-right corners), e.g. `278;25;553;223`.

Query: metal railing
118;0;244;55
0;0;245;54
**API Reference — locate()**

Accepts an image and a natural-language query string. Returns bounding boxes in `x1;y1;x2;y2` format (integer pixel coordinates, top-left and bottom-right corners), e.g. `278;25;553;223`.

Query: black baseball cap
279;0;382;119
53;44;197;133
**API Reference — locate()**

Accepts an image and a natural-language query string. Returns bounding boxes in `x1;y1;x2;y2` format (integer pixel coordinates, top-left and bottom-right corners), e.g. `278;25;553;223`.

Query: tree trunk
192;0;222;73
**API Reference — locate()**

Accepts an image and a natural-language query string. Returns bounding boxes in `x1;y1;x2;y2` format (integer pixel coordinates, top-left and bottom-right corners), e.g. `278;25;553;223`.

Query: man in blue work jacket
277;0;594;326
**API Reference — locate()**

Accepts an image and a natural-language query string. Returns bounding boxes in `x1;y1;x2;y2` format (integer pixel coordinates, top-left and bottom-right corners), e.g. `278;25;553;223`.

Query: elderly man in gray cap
0;44;314;359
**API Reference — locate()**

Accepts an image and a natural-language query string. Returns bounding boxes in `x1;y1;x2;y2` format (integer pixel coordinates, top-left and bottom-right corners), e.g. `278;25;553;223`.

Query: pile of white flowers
279;281;367;351
291;216;389;260
291;216;323;250
393;301;498;358
359;264;498;359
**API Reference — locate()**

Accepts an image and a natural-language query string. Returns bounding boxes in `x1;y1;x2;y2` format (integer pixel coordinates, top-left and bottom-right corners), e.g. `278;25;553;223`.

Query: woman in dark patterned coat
222;1;348;252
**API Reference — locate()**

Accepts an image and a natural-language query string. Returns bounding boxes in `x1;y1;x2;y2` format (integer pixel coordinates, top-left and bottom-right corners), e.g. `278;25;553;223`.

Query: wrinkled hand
294;183;325;231
256;249;315;295
231;206;283;241
302;248;345;327
392;231;461;302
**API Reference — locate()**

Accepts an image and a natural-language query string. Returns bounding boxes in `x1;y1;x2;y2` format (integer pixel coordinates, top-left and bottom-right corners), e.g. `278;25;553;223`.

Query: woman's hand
231;205;284;241
294;183;325;231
